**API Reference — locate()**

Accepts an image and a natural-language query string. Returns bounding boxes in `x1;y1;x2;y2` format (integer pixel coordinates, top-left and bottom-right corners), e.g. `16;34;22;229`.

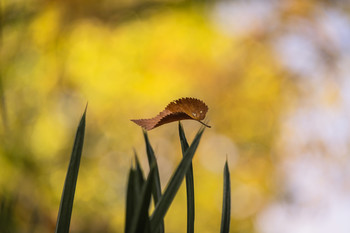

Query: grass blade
150;127;205;232
125;153;147;233
125;168;136;233
178;122;195;233
220;161;231;233
134;152;145;188
129;166;155;233
55;107;86;233
143;131;164;233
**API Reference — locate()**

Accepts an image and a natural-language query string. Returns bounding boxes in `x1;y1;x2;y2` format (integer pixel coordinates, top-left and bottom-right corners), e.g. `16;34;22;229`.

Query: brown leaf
131;97;210;130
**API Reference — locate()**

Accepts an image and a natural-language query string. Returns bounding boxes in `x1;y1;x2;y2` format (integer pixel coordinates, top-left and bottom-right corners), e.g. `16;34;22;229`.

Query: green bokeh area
1;0;337;232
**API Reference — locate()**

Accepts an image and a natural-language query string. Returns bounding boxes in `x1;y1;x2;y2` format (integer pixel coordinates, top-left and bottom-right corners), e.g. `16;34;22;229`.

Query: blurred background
1;0;350;232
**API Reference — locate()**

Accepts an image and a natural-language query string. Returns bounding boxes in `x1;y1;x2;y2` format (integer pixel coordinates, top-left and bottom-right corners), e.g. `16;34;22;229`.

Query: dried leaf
131;97;210;130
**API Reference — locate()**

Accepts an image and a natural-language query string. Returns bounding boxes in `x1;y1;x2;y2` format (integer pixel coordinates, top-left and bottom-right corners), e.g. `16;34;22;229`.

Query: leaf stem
198;120;211;128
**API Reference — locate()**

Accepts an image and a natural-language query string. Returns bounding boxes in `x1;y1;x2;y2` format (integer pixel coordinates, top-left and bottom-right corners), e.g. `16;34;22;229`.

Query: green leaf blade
125;168;136;233
129;166;155;233
143;131;164;233
55;107;86;233
134;152;145;188
150;127;205;232
179;122;195;233
220;161;231;233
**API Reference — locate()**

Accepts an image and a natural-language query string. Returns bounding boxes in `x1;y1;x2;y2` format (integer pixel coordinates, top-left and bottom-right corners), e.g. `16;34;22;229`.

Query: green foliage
142;131;164;233
55;107;86;233
220;160;231;233
127;164;155;233
55;112;232;232
125;166;137;233
124;125;205;233
149;126;205;232
179;122;195;233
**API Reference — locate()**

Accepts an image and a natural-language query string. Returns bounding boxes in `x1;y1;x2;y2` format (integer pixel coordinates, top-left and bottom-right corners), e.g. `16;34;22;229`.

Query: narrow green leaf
125;152;148;233
129;166;155;233
125;168;136;233
150;127;205;232
143;131;164;233
55;107;86;233
134;152;145;188
220;161;231;233
178;122;195;233
143;131;162;202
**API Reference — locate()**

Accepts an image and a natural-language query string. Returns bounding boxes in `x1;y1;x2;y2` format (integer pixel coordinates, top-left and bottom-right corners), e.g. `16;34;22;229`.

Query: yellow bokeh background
2;1;349;232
